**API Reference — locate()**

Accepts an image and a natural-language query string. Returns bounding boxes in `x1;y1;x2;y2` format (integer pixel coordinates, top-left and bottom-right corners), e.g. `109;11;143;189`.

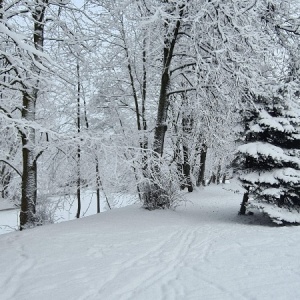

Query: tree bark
182;115;193;192
20;92;37;229
76;62;81;219
222;174;226;184
153;71;170;155
143;4;186;209
153;16;182;156
239;191;249;215
216;161;222;184
197;144;207;186
20;1;47;229
208;173;216;185
95;156;101;214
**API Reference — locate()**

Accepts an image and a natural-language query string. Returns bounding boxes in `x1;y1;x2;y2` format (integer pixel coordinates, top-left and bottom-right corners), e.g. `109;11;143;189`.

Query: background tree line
0;0;299;229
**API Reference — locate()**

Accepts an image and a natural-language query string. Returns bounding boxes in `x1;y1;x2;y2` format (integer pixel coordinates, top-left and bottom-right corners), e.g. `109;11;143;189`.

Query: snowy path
1;185;300;300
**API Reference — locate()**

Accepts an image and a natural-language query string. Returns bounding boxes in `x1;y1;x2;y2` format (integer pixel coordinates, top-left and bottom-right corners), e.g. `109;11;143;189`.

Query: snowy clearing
1;184;300;300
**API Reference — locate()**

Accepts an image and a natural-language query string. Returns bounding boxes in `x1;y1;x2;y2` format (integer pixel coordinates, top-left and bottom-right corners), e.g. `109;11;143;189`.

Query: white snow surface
0;190;137;235
1;185;300;300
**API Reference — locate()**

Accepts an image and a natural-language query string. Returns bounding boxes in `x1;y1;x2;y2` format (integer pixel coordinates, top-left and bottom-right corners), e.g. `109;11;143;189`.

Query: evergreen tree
236;92;300;224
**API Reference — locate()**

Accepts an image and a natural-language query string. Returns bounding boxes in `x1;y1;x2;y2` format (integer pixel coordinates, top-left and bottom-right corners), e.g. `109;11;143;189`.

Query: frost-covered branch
0;159;22;177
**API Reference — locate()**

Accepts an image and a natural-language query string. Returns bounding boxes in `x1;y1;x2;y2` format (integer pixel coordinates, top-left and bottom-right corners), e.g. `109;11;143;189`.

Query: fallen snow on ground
1;184;300;300
0;190;137;235
0;199;15;211
0;199;19;234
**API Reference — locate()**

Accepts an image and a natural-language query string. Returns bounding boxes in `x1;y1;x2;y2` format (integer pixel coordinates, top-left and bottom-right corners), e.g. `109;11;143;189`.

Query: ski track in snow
0;235;35;300
1;185;300;300
77;223;258;300
79;226;220;300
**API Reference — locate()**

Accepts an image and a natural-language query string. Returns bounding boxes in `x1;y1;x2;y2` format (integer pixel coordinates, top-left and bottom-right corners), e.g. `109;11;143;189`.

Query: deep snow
1;185;300;300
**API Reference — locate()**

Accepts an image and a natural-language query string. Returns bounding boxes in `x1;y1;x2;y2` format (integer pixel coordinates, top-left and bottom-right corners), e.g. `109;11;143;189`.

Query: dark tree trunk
95;156;101;214
76;144;81;219
144;30;179;208
141;37;148;171
153;15;182;156
142;38;147;133
181;113;193;192
239;191;249;215
76;62;81;219
0;165;11;199
153;72;170;155
216;162;222;184
124;45;141;132
278;194;285;208
182;144;193;192
20;92;37;229
20;0;47;230
175;138;183;185
144;5;186;209
196;144;207;186
208;173;217;185
222;174;226;184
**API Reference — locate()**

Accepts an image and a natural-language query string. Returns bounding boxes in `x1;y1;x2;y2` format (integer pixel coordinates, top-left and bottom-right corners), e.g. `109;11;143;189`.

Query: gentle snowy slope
1;185;300;300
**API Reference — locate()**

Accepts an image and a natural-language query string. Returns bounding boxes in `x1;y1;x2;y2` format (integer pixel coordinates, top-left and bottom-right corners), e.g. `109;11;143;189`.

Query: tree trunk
76;62;81;219
208;173;216;185
222;174;226;184
197;144;207;186
153;16;182;156
75;137;81;220
20;92;37;229
144;28;180;208
141;37;148;173
216;162;222;184
182;145;193;192
153;72;170;155
95;156;101;214
181;112;193;191
175;138;183;185
239;191;249;215
143;5;185;209
20;1;47;229
1;165;11;199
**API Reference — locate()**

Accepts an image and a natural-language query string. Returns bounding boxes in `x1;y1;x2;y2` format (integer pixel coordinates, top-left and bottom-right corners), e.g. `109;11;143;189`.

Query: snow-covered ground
1;184;300;300
0;190;137;235
0;199;19;234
